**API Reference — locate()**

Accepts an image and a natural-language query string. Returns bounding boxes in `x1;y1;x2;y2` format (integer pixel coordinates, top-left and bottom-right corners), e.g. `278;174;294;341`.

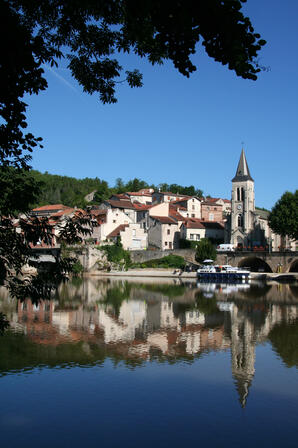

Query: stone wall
130;248;197;264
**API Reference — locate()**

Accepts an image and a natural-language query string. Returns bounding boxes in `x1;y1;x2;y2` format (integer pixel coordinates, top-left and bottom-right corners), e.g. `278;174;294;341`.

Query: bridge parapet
216;251;298;273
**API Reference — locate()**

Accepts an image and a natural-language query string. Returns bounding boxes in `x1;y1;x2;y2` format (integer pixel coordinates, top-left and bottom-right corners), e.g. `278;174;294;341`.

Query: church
226;149;282;251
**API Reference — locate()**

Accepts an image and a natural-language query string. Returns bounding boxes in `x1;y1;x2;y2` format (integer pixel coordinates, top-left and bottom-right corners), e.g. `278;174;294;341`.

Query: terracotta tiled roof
169;207;185;221
106;224;129;238
137;188;154;194
206;197;220;203
126;192;153;197
133;203;152;210
183;218;224;230
158;191;184;196
184;219;205;229
204;197;231;204
201;221;224;230
111;193;130;199
150;216;178;224
51;208;75;217
32;204;69;212
90;209;107;216
105;199;136;210
202;201;222;207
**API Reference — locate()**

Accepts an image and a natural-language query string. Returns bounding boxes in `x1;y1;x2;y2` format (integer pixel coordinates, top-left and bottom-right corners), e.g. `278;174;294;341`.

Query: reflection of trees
101;282;132;316
236;283;271;299
268;319;298;368
195;292;220;315
0;312;9;335
133;283;186;298
289;285;298;299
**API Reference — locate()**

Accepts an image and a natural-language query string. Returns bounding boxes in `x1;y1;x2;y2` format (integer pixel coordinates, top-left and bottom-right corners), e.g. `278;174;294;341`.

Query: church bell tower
231;149;255;248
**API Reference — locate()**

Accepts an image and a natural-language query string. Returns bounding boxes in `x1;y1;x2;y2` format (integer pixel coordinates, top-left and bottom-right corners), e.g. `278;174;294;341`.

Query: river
0;277;298;447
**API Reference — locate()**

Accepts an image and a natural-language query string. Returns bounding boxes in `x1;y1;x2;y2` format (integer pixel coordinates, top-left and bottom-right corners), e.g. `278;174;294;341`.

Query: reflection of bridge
216;251;298;273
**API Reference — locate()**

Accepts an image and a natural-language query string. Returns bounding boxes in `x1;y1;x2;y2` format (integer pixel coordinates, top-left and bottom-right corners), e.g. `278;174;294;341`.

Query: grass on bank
131;254;186;269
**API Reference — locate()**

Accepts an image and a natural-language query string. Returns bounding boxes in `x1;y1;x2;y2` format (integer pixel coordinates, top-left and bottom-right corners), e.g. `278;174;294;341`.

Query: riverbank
85;269;298;282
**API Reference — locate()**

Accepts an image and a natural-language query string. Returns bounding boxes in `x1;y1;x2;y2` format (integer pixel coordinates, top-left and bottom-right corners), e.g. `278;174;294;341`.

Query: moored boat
197;263;250;282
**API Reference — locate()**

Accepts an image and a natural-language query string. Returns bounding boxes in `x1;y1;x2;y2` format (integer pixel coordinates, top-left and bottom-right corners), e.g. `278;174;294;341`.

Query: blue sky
26;0;298;210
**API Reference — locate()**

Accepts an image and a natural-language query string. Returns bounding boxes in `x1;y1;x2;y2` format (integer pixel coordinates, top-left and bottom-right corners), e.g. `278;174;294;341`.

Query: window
165;241;168;246
113;220;116;223
192;205;195;210
133;229;136;237
167;229;170;235
190;234;194;240
237;187;240;201
192;199;194;202
191;214;195;217
196;235;200;241
209;213;214;221
237;214;243;227
241;187;245;201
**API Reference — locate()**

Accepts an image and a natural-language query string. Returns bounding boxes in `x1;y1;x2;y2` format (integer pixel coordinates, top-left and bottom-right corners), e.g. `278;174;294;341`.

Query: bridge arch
289;259;298;273
238;256;273;273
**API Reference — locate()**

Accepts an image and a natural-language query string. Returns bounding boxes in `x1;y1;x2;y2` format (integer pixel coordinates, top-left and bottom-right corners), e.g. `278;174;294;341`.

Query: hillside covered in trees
23;171;205;208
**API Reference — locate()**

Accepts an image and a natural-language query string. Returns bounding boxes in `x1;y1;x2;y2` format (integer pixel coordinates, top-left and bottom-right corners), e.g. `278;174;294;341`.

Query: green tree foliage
29;171;110;208
195;238;216;263
158;183;203;197
135;255;185;269
0;167;42;215
268;191;298;240
124;178;150;193
99;243;132;270
6;169;205;208
1;0;266;170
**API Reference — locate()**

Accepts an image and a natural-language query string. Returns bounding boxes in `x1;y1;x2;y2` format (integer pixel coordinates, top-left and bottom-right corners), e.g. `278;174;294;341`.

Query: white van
217;244;235;252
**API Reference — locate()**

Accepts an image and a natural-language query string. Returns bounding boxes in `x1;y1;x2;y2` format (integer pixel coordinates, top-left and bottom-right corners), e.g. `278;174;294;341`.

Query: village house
206;197;231;215
88;208;133;243
106;223;148;250
152;191;193;203
110;188;154;205
101;198;138;223
170;197;202;219
31;204;72;218
148;215;180;250
125;189;154;204
180;218;224;244
201;200;224;222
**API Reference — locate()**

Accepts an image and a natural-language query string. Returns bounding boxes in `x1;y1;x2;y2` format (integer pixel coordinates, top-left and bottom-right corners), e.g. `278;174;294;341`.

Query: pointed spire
232;149;253;182
233;374;253;408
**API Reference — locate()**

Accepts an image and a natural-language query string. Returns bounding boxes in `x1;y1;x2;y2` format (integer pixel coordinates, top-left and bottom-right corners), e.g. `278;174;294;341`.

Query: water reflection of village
1;278;298;406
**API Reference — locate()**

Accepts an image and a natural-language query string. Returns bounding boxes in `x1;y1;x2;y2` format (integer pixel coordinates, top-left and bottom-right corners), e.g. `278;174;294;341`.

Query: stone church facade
227;150;284;251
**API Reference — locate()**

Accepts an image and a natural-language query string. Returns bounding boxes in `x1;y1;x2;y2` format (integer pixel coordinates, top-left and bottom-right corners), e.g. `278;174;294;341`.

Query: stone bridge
216;251;298;273
30;246;298;273
131;249;298;273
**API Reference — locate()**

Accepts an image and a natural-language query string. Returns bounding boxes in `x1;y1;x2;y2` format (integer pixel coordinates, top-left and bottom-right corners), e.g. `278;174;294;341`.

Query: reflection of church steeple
230;306;256;408
233;363;254;408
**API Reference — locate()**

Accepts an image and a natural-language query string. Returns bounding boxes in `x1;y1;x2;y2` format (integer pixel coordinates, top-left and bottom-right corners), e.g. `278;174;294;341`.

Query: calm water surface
0;278;298;447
